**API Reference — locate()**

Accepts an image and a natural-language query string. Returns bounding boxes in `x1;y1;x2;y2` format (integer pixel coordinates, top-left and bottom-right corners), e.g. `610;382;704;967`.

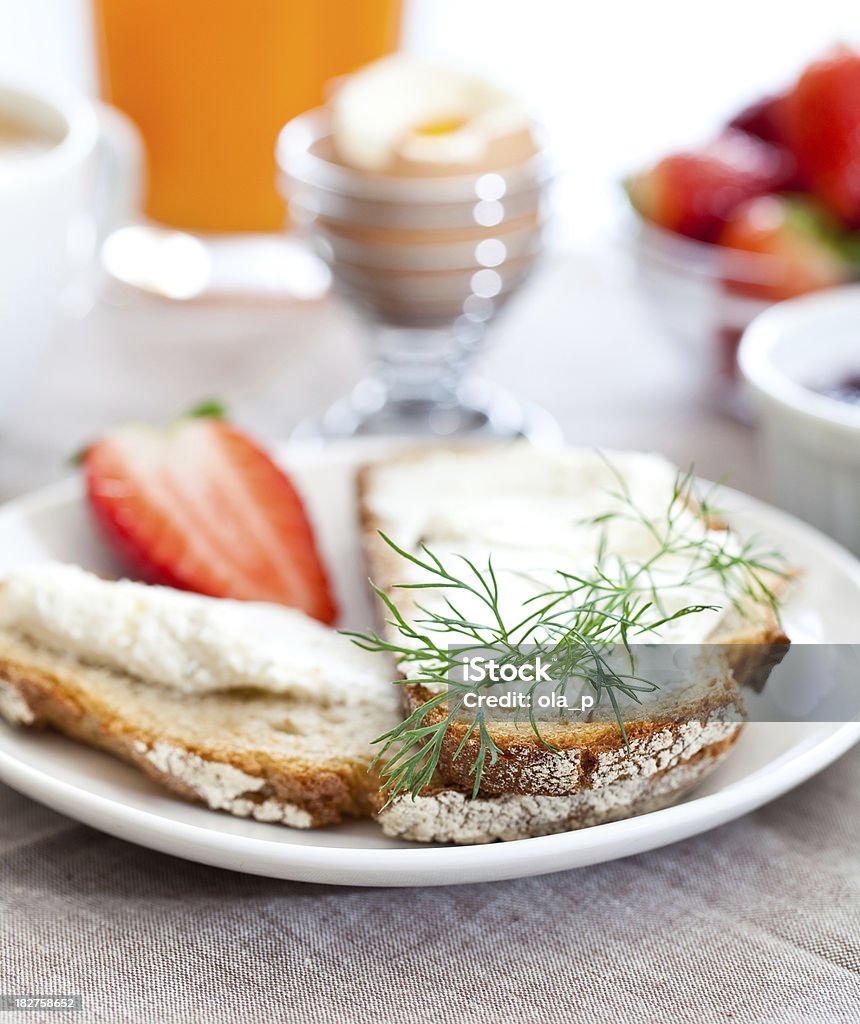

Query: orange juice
92;0;401;232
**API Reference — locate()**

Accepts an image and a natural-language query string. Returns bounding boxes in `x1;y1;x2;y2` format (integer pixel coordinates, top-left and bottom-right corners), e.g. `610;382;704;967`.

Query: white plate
0;443;858;887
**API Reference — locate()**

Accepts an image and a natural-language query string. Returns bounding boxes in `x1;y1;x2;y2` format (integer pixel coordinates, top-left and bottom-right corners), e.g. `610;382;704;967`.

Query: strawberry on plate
717;194;853;301
626;129;790;242
780;49;860;226
83;408;338;624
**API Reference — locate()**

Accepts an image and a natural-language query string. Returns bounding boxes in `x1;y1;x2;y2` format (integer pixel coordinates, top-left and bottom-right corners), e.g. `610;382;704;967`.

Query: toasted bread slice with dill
358;444;790;843
0;571;400;828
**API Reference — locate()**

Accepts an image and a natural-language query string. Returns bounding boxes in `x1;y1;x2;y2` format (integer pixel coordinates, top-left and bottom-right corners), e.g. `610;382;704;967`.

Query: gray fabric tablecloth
1;252;859;1023
3;747;860;1024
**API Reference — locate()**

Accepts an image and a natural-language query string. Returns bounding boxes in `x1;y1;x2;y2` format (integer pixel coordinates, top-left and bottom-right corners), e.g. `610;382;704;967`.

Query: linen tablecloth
3;750;860;1023
1;253;858;1023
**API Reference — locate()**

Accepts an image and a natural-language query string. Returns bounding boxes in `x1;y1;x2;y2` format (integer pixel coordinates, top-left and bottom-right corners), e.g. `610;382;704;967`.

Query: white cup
0;84;140;423
739;286;860;555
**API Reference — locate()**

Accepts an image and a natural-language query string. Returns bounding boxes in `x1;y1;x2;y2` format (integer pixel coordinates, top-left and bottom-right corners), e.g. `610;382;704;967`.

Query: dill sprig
346;462;788;805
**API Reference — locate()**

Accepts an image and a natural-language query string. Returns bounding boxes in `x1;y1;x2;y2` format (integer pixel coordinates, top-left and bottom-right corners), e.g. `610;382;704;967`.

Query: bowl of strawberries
626;46;860;413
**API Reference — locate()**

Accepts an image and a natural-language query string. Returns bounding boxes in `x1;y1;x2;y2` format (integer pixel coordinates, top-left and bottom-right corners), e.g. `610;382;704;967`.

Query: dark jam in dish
819;375;860;407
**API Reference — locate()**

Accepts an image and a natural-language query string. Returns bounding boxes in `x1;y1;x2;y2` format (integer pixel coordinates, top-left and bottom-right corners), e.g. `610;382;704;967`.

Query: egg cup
278;109;559;440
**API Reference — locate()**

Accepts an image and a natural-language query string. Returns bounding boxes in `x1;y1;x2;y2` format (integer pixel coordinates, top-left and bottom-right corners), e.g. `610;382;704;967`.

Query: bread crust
396;681;745;797
376;726;740;843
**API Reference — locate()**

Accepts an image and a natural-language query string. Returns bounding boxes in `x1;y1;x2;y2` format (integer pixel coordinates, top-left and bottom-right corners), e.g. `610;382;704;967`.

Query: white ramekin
739;286;860;555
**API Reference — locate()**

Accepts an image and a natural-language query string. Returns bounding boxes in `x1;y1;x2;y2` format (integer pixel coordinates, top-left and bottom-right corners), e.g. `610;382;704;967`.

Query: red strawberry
627;130;790;242
84;412;337;624
728;94;803;189
717;195;851;301
728;94;787;147
780;49;860;225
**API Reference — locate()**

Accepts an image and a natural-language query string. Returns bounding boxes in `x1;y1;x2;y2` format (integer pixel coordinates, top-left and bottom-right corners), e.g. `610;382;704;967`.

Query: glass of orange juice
92;0;401;300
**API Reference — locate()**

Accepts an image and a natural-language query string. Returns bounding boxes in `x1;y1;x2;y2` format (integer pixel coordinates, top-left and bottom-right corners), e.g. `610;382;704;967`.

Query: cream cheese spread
0;564;388;705
364;444;746;648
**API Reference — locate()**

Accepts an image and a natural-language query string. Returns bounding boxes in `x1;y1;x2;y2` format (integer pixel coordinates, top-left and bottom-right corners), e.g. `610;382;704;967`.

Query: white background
2;0;860;239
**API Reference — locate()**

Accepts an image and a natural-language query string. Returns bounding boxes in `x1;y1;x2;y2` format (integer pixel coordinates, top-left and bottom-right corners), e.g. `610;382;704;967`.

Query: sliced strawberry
626;130;790;242
717;195;852;301
780;49;860;226
84;416;337;623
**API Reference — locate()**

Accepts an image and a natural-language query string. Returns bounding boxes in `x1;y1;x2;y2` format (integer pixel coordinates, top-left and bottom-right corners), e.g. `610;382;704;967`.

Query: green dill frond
347;461;787;803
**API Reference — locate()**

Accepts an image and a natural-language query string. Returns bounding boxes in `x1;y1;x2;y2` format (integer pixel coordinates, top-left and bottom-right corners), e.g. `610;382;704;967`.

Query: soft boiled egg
330;55;538;175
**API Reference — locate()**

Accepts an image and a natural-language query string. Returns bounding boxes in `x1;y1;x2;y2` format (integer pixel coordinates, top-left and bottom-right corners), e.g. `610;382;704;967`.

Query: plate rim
2;722;858;886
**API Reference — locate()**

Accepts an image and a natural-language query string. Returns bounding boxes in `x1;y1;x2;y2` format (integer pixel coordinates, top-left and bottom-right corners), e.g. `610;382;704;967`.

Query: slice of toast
358;443;790;843
0;573;400;828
